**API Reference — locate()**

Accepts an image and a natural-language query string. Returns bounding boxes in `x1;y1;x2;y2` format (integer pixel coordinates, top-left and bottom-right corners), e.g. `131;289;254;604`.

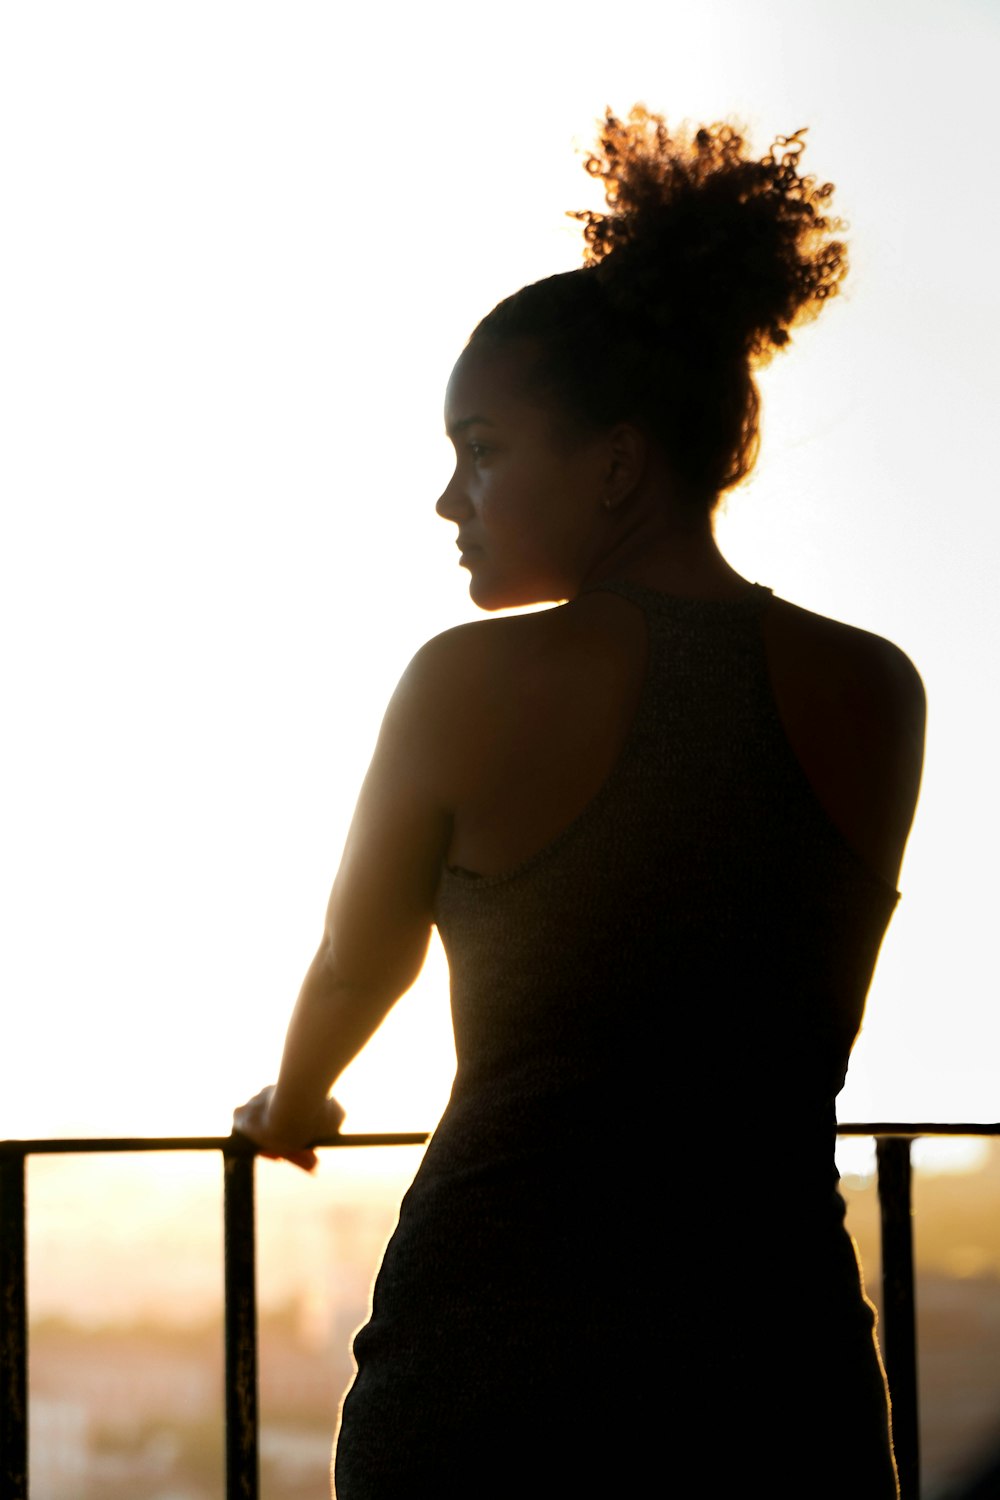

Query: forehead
444;340;543;433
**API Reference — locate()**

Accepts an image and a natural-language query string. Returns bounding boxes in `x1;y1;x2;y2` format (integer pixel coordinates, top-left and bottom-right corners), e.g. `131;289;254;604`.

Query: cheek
483;460;566;543
479;477;536;544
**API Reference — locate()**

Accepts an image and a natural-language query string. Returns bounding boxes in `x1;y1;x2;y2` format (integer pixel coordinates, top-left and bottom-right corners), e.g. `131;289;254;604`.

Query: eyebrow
445;414;496;438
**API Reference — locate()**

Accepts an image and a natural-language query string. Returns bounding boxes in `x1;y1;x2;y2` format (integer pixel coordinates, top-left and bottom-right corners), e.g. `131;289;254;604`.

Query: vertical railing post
0;1148;28;1500
223;1141;259;1500
877;1136;919;1500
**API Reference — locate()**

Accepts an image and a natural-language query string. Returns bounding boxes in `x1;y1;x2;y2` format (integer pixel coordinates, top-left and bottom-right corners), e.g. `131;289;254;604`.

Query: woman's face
437;341;613;610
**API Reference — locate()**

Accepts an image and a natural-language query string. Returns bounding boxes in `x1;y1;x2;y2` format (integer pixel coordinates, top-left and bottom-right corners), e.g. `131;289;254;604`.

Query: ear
600;423;646;512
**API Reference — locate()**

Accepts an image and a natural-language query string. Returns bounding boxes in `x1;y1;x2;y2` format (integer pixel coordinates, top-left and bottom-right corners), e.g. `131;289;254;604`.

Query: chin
471;587;565;613
468;579;515;612
465;564;570;613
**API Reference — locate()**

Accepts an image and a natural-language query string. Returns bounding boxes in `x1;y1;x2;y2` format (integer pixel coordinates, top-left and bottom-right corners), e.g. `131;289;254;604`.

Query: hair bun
571;109;847;362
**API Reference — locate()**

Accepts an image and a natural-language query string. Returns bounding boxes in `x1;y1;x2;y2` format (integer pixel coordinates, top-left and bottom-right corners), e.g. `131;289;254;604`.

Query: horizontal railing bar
837;1122;1000;1137
0;1132;431;1156
2;1124;998;1158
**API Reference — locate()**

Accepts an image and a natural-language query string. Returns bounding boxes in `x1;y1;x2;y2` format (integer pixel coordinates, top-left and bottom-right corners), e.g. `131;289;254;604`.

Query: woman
235;110;924;1497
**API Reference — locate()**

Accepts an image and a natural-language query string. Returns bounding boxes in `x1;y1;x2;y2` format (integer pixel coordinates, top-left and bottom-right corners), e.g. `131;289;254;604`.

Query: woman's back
337;578;912;1497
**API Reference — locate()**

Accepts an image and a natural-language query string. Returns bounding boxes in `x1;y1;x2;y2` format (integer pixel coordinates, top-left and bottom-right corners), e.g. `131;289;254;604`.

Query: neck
583;498;750;601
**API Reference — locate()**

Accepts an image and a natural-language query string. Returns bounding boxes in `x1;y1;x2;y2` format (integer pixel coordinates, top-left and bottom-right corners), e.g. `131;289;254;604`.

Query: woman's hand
232;1085;345;1174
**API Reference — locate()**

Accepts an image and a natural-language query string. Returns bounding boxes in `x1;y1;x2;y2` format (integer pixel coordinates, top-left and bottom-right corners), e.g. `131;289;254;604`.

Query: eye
468;440;490;463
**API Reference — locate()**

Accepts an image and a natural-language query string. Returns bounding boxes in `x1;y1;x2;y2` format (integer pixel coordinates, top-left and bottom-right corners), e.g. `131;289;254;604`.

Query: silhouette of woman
234;109;924;1498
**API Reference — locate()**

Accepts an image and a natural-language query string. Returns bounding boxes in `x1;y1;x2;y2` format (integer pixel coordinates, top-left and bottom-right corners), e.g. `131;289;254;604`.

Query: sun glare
1;0;998;1148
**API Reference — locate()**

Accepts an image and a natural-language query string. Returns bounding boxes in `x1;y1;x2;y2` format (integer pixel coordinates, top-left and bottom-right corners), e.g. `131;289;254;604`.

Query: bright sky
2;0;998;1143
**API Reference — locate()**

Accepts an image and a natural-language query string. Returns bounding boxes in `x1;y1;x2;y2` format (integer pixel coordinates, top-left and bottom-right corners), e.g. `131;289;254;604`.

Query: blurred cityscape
22;1138;1000;1499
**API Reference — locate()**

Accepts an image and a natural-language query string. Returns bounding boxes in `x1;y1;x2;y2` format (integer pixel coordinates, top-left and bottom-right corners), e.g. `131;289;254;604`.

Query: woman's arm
233;635;460;1169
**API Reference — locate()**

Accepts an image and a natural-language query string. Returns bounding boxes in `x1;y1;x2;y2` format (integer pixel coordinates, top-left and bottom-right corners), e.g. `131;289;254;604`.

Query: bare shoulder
765;595;922;678
762;597;926;885
764;597;925;734
389;598;644;816
383;610;570;798
395;610;560;716
399;601;623;707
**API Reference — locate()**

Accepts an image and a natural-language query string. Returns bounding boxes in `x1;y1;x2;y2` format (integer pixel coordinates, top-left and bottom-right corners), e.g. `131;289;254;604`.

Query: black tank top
433;581;897;1208
335;581;901;1499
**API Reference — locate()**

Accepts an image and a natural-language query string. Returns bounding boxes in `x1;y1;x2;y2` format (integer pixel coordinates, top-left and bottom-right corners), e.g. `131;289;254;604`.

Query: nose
436;468;472;522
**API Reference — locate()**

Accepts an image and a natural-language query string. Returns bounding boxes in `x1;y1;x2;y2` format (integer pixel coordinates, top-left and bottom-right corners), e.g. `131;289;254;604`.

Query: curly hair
468;107;847;506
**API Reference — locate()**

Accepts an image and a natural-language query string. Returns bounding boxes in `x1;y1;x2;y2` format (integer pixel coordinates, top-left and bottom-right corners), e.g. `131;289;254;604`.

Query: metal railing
2;1123;998;1500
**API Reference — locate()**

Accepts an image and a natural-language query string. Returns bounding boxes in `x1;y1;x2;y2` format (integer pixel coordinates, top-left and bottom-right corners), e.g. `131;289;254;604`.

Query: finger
251;1142;318;1172
286;1148;319;1173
